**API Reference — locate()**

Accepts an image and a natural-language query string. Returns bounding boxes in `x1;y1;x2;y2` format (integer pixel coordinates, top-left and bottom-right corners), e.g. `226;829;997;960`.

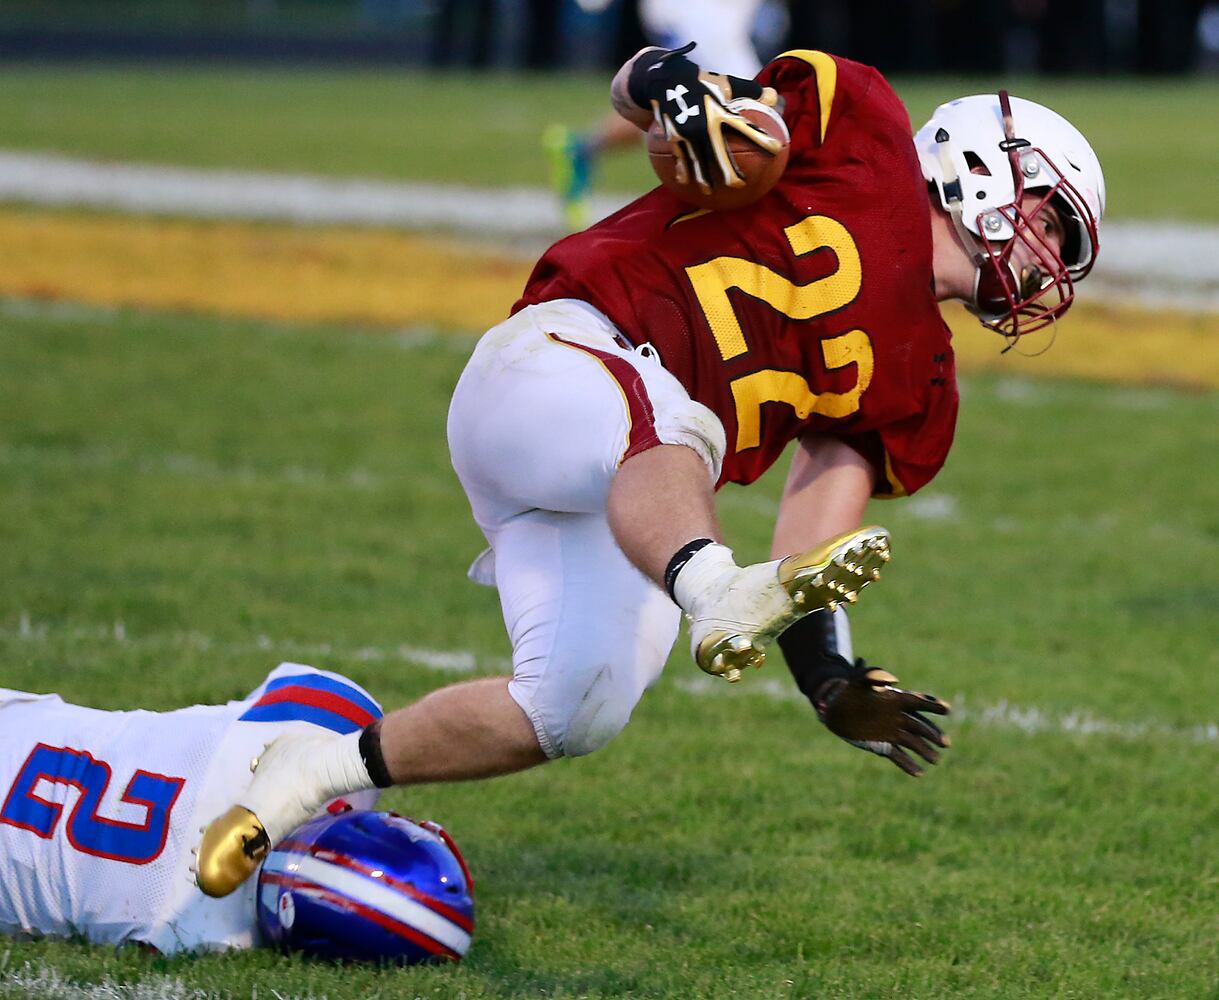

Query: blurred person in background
546;0;766;228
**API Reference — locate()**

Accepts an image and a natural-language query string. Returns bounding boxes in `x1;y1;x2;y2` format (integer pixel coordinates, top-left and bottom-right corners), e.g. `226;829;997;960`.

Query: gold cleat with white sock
195;806;270;898
691;526;892;683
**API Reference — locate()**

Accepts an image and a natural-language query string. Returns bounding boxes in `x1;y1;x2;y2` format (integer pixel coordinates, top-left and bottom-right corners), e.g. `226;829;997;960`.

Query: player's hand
626;42;782;193
813;659;951;777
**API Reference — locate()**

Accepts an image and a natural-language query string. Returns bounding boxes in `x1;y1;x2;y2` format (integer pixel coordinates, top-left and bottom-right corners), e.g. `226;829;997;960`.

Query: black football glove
627;41;782;193
778;610;950;776
812;658;951;777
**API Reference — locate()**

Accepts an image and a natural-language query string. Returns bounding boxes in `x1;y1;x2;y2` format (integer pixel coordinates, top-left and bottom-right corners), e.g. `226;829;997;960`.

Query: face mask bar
936;90;1100;347
972;182;1076;342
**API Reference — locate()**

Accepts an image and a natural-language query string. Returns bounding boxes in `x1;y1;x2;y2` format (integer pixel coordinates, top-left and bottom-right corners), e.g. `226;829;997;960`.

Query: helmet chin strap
997;89;1030;181
933;126;985;266
934;92;1038;350
933;125;994;316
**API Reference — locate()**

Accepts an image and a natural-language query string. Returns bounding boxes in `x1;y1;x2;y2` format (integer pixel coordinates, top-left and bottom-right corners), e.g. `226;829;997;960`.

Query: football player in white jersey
0;664;380;954
546;0;766;228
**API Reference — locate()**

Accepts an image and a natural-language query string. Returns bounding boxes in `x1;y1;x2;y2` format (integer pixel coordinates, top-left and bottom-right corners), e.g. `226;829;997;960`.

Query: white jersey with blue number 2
0;664;381;954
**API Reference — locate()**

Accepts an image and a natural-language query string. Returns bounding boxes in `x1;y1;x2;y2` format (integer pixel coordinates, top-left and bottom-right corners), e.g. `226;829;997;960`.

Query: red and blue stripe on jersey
240;673;381;735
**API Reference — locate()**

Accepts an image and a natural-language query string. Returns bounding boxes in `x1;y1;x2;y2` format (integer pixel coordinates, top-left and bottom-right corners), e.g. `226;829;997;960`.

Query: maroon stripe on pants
547;333;662;462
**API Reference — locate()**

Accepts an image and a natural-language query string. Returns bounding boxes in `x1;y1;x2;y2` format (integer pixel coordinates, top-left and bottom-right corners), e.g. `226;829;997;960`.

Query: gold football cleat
696;525;892;682
195;806;270;898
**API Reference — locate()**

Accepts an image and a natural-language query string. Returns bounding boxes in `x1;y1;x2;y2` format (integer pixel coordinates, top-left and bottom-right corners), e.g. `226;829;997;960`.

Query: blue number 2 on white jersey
0;744;185;865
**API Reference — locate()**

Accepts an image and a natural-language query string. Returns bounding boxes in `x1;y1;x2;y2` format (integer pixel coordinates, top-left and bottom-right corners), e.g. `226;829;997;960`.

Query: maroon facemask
968;92;1100;343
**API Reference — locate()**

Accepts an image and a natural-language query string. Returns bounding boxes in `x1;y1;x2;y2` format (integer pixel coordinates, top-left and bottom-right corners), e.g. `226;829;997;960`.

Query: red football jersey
515;51;957;496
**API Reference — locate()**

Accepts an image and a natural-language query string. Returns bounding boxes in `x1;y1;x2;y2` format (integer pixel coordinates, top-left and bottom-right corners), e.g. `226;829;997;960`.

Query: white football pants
447;300;726;757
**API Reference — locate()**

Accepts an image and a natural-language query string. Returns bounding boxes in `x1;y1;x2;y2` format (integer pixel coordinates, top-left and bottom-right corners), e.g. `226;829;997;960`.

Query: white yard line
674;675;1219;744
0;958;316;1000
0;150;1215;310
720;489;963;522
0;441;387;492
1;616;499;675
0;964;205;1000
2;617;1214;744
0;149;623;239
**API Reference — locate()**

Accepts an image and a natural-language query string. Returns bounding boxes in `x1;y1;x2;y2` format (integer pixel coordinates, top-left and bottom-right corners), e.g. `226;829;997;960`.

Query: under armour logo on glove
627;41;780;193
666;85;700;124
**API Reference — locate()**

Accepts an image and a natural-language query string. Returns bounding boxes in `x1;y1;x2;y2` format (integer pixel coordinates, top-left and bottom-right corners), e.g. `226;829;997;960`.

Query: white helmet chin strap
933;124;992;305
934;126;983;260
933;92;1038;342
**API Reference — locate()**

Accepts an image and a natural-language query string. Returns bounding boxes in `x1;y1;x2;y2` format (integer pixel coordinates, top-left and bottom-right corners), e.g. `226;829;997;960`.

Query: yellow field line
944;301;1219;389
0;209;530;334
2;208;1216;388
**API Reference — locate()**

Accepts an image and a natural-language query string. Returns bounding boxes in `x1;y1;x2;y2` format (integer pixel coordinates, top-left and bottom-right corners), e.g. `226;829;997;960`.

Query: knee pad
510;661;649;760
560;665;642;758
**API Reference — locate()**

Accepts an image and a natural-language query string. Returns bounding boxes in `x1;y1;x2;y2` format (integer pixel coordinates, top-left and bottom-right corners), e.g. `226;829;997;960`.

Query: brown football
647;98;790;211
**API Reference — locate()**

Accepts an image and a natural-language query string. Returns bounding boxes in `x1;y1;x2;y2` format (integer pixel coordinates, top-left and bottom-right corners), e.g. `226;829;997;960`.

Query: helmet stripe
263;852;473;954
308;847;475;931
262;872;460;960
272;838;474;930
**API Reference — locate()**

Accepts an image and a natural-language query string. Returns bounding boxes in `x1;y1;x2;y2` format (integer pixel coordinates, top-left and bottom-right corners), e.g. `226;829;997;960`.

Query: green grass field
2;57;1219;1000
2;300;1218;998
1;65;1218;221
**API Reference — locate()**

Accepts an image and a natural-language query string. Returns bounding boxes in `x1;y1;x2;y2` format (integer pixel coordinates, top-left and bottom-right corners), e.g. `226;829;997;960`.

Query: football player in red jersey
195;44;1104;898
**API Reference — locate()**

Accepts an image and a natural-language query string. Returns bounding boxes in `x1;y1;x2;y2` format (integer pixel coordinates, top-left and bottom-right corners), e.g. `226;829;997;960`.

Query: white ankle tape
672;542;737;615
318;730;378;799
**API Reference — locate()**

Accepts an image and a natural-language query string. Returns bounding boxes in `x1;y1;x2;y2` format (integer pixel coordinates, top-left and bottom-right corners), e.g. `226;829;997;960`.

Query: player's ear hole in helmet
256;808;475;965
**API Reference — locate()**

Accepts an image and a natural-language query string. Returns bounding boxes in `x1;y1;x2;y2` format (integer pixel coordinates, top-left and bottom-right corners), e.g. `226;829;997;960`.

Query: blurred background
1;0;1216;74
2;0;1217;323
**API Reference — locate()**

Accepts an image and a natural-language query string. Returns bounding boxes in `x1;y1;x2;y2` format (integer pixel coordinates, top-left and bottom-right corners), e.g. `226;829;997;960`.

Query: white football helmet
914;92;1105;341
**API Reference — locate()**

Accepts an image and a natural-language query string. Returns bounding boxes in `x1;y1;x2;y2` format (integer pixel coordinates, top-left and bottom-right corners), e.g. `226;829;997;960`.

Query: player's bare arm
769;437;950;775
770;435;876;559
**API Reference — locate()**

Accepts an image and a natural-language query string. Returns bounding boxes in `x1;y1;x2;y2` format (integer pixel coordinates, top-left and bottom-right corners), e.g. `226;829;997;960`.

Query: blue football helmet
256;808;475;964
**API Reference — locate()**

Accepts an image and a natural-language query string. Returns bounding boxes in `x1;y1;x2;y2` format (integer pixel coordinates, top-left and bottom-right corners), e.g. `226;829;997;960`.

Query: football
647;97;790;212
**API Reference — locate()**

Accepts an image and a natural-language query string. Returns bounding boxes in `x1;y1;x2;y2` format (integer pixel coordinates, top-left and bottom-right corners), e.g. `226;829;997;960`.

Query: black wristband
663;537;717;602
776;609;852;701
358;720;394;789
